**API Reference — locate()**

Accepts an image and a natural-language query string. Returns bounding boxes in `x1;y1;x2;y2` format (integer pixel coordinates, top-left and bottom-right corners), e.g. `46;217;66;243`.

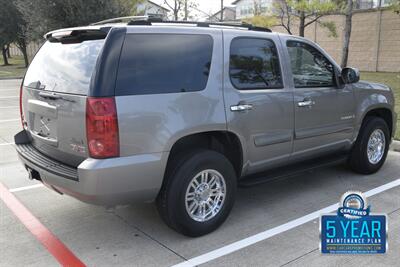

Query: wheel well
167;131;243;177
364;108;393;136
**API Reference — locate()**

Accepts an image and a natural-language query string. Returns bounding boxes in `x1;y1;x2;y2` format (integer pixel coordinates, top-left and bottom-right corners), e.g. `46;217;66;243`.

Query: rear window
23;40;104;95
116;34;213;96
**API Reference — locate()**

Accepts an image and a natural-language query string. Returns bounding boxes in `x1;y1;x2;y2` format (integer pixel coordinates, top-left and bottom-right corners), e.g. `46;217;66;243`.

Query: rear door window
116;34;213;95
23;40;104;95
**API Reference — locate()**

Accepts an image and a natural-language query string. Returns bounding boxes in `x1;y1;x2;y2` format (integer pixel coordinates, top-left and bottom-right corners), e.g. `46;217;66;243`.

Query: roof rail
127;19;272;32
90;15;152;26
91;16;272;32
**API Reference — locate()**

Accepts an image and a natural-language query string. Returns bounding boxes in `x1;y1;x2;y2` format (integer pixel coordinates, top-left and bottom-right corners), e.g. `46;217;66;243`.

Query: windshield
24;40;104;95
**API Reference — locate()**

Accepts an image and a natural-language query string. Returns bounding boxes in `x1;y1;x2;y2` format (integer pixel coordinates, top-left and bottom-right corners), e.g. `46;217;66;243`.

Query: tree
6;44;11;58
0;34;11;66
244;0;277;28
245;15;277;28
0;0;15;65
253;0;263;16
163;0;197;20
220;0;224;21
1;46;9;66
341;0;400;67
0;0;29;67
1;0;141;67
275;0;340;37
389;0;400;14
184;0;188;20
164;0;182;20
123;0;145;15
16;0;132;41
341;0;353;68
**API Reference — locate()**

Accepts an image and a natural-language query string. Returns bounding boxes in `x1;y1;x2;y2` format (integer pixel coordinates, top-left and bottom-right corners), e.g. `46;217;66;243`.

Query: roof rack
90;15;152;26
127;18;272;33
91;15;272;33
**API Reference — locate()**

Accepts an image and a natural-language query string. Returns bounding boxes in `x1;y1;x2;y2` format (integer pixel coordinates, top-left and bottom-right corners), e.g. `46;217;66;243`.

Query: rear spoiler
44;27;111;43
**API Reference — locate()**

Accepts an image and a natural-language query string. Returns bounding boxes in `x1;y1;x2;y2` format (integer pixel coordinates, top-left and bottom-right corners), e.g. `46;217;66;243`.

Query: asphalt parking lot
1;79;400;267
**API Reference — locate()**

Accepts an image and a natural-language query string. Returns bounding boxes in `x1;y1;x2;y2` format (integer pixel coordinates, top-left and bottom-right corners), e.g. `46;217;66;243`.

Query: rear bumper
14;131;168;205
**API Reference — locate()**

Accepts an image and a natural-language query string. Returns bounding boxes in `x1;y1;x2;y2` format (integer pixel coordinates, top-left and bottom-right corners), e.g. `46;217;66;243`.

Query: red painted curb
0;182;86;267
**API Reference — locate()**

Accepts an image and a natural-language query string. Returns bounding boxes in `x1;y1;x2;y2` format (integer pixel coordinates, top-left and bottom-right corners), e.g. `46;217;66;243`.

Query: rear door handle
230;104;253;112
39;91;61;100
297;99;315;107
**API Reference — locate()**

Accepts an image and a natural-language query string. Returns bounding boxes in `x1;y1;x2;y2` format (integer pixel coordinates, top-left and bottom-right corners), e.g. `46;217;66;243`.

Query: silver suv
15;20;397;236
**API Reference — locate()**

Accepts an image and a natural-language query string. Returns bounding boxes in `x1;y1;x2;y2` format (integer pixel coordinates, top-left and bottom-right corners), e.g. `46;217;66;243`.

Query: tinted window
116;34;213;95
230;38;282;90
24;40;104;95
287;41;335;88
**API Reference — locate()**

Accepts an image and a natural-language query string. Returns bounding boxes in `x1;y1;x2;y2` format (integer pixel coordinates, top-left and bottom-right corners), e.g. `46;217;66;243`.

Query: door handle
39;91;61;100
230;103;253;112
297;99;315;107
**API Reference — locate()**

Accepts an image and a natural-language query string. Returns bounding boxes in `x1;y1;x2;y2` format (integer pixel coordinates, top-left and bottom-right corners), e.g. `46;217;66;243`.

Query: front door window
287;40;335;88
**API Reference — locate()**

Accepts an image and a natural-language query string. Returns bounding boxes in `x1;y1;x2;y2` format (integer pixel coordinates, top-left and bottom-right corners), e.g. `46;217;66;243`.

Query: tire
349;117;390;174
156;149;237;237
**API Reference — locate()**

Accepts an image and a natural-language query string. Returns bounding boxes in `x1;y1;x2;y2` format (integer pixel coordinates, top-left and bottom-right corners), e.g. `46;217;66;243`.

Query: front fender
353;82;396;140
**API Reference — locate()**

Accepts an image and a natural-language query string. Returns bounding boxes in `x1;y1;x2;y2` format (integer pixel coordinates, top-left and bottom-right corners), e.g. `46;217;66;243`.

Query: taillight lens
86;97;119;158
19;82;26;129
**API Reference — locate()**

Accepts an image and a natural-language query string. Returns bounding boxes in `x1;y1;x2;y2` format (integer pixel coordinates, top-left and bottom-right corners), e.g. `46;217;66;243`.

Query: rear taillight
19;83;25;129
86;97;119;158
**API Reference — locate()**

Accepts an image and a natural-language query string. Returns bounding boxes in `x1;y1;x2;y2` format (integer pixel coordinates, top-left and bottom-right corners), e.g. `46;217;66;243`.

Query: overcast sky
152;0;234;19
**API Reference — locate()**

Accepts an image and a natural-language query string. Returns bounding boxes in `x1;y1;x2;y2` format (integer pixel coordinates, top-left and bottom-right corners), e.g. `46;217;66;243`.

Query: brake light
86;97;119;158
19;82;25;129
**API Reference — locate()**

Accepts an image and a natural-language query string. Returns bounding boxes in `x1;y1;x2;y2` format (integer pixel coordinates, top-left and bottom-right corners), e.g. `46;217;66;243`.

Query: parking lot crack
388;206;400;215
112;211;189;262
279;248;319;267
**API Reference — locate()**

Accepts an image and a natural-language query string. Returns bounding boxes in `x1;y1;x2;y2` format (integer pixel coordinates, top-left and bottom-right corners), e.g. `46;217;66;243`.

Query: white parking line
0;119;19;123
0;142;14;146
172;178;400;267
0;96;18;99
9;184;44;193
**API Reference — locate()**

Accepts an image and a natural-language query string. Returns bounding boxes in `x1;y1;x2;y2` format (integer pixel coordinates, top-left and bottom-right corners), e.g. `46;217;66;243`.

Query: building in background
136;0;169;19
232;0;276;20
208;6;236;22
355;0;392;9
231;0;392;20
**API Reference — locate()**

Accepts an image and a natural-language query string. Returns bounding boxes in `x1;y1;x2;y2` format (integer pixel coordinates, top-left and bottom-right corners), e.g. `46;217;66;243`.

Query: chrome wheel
367;129;386;164
185;169;226;222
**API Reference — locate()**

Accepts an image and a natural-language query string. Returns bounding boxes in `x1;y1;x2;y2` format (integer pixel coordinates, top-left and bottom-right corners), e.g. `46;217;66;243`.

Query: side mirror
341;67;360;84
